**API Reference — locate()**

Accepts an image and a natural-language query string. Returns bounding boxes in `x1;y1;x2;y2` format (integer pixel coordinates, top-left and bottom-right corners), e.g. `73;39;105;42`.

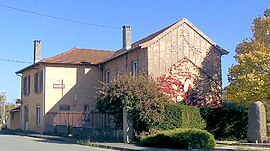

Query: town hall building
16;18;228;135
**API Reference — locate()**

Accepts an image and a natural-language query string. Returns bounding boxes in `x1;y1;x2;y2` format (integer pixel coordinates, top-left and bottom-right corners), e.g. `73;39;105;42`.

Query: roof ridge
41;47;76;62
73;47;115;52
131;19;180;47
41;47;115;62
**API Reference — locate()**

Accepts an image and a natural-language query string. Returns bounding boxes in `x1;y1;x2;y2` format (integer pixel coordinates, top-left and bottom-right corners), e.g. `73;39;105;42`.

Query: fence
45;111;123;141
45;111;116;129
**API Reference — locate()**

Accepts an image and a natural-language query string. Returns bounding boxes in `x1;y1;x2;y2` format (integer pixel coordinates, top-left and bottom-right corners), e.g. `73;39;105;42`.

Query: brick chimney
122;25;132;50
34;40;41;63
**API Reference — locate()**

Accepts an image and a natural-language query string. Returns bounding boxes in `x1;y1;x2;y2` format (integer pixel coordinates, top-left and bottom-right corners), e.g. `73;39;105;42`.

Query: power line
0;4;121;30
0;58;32;64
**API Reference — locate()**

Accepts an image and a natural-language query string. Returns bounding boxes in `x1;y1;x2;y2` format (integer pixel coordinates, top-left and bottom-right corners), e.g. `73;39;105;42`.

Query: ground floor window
36;106;40;126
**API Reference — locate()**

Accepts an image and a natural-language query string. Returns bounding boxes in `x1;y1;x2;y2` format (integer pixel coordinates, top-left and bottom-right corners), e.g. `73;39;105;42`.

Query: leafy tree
96;73;169;133
226;8;270;107
0;93;6;121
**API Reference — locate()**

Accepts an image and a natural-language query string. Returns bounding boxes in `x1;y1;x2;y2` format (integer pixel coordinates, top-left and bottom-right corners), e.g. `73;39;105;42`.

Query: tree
96;73;169;133
226;8;270;107
0;93;6;124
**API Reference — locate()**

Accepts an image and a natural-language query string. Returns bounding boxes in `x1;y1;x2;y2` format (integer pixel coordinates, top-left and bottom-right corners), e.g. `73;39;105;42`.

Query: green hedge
154;103;205;130
140;128;215;149
200;107;248;140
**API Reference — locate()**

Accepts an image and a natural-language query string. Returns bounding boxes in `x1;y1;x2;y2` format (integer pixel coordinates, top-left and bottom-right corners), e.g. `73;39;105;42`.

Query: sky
0;1;269;103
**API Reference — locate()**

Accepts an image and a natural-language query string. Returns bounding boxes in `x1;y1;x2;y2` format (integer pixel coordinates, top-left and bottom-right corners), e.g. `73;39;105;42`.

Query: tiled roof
10;106;20;112
41;48;115;64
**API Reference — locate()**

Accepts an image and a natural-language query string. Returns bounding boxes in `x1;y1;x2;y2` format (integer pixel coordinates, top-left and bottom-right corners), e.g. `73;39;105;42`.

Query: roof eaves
183;19;229;55
15;62;39;74
100;45;141;64
133;18;229;55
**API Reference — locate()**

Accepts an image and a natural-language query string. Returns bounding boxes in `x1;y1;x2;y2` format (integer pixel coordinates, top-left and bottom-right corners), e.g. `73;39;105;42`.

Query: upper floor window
34;71;43;93
105;71;110;84
23;76;30;96
132;61;138;75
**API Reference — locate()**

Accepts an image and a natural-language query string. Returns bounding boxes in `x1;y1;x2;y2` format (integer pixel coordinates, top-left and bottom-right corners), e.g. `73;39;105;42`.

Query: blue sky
0;1;269;103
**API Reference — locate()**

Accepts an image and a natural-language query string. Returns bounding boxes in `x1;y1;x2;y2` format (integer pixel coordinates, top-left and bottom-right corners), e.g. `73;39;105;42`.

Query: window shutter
28;76;31;95
34;73;38;93
23;77;27;95
39;71;43;92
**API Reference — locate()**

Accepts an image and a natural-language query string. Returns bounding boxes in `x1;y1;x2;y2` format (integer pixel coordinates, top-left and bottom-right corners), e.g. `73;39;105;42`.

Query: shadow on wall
44;65;110;130
183;45;223;108
159;45;223;108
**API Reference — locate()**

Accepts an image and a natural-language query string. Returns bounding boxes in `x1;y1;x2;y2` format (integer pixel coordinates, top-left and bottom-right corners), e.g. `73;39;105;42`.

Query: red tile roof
41;48;115;64
10;106;20;112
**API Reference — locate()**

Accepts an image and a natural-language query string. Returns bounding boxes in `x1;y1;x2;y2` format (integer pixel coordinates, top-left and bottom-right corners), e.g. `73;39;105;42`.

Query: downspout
15;73;22;131
39;63;46;132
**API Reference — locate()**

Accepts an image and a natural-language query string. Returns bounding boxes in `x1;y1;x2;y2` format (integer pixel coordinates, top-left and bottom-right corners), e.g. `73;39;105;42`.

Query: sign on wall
53;84;65;89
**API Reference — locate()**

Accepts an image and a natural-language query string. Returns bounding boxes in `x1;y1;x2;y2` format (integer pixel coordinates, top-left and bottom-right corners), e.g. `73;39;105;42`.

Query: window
83;105;90;121
59;104;70;111
105;71;110;84
11;112;14;120
23;76;31;96
84;105;90;112
34;71;43;93
36;106;40;126
132;61;138;75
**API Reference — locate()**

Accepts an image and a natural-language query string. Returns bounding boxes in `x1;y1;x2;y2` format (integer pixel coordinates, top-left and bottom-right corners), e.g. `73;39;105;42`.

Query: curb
217;141;270;148
89;143;139;151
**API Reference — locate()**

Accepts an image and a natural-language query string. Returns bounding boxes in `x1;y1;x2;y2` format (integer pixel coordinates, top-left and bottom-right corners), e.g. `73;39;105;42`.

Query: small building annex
16;18;228;133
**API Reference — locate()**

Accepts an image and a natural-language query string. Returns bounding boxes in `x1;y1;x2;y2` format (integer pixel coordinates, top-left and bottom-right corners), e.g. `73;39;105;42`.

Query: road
0;133;113;151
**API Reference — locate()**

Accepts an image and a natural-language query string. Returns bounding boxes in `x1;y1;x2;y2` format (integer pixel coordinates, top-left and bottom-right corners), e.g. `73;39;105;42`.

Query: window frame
105;70;110;84
23;76;31;96
132;60;138;75
34;71;43;93
36;105;40;126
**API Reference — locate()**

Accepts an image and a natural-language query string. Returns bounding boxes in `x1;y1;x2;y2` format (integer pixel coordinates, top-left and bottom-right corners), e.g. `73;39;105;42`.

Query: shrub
140;128;215;149
154;103;205;130
200;107;248;140
96;73;169;133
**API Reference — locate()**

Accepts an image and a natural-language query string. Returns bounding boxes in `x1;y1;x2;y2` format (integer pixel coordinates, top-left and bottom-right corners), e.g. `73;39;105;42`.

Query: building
16;18;228;133
6;106;21;130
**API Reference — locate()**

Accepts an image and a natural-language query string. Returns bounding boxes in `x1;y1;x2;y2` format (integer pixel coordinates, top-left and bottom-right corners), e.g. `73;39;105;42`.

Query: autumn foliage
226;8;270;108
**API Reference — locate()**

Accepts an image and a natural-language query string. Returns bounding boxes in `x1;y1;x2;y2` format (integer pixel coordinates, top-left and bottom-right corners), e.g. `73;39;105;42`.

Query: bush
154;103;205;130
200;107;248;140
140;128;215;149
96;73;168;133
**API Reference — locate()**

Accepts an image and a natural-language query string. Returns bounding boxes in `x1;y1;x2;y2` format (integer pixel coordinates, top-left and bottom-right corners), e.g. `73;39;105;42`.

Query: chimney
122;25;132;50
34;40;41;63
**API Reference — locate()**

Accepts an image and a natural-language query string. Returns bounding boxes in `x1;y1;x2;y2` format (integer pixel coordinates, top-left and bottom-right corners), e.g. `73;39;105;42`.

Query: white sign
53;84;65;89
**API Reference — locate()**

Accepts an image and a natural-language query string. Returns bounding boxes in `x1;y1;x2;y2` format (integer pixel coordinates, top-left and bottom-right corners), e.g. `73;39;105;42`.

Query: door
24;106;29;130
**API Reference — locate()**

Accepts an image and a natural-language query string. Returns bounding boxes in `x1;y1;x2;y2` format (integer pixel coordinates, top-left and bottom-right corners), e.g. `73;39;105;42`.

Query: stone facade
144;21;223;106
103;18;227;107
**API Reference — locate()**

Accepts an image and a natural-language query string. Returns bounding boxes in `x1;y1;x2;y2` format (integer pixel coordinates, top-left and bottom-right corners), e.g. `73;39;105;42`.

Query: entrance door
24;106;29;130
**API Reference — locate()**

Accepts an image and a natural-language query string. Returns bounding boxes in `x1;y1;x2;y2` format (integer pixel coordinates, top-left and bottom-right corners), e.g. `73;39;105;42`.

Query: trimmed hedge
200;107;248;140
154;103;205;130
140;128;215;149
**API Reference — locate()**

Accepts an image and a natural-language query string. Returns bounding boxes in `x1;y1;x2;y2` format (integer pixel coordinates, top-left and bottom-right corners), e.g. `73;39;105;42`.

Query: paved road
0;134;113;151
